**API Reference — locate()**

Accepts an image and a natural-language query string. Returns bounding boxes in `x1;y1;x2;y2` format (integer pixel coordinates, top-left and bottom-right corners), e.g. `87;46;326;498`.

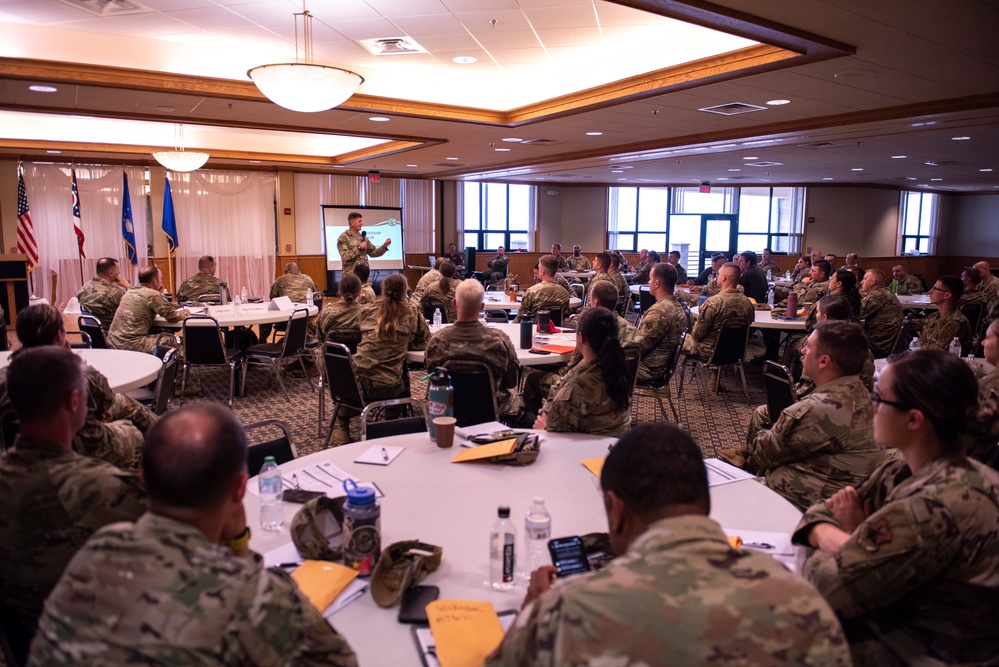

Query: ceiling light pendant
152;124;209;172
248;3;363;113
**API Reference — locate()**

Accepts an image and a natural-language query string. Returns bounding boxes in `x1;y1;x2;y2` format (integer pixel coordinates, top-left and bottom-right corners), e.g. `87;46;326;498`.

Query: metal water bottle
342;480;380;576
427;369;453;441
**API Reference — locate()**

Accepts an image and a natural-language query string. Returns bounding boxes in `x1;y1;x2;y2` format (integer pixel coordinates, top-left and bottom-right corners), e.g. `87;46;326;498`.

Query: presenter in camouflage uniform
176;254;226;303
794;350;999;666
0;347;145;648
636;263;686;383
259;262;318;342
107;266;188;354
76;257;127;333
890;263;923;294
486;424;851;667
336;211;390;276
719;321;884;512
514;255;570;323
31;404;358;667
859;269;904;357
915;275;973;352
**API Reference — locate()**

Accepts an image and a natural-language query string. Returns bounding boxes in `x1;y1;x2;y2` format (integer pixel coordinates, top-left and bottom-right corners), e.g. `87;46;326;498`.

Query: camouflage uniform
631;259;654;284
793;455;999;666
76;276;124;333
425;320;523;417
176;271;224;303
552;254;570;272
0;435;145;636
980;272;999;300
514;281;570;323
566;254;591;271
860;287;904;358
796;278;830;305
894;273;923;295
683;288;755;358
358;283;376;305
591;270;612;285
107;286;187;354
354;303;430;400
262;272;319;341
720;375;883;512
759;258;781;277
609;270;631;314
486;253;509;283
636;295;685;383
419;279;458;323
445;251;465;271
413;269;441;299
337;229;388;276
916;309;972;352
543;362;630;437
30;512;358;667
485;515;851;667
958;285;990;309
315;300;365;363
980;367;999;400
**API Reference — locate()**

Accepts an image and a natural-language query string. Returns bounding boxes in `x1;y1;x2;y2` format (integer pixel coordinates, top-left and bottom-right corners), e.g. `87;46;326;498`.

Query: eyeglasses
869;390;909;411
929;285;949;292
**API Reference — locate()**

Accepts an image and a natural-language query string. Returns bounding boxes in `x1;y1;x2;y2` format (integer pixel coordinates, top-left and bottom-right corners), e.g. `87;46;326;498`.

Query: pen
278;562;302;569
381;447;389;461
744;542;775;550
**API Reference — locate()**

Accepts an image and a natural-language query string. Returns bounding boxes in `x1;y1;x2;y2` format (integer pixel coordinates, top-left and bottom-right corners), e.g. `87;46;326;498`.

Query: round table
689;305;809;331
483;291;581;312
244;432;803;666
0;348;162;393
556;271;595;282
407;322;577;367
897;294;937;310
154;303;319;328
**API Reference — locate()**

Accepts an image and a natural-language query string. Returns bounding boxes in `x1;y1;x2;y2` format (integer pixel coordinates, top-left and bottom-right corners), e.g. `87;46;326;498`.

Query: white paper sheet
703;458;756;487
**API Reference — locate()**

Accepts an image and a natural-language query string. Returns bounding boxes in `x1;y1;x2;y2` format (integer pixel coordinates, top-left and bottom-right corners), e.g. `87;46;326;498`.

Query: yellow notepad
290;560;358;613
582;456;605;478
427;600;505;667
451;438;518;463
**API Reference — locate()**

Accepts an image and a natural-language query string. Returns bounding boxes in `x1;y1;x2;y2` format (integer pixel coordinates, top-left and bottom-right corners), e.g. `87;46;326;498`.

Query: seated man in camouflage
485;424;851;667
108;265;189;354
77;256;127;333
176;254;226;303
631;248;654;284
31;404;358;666
425;279;523;421
959;266;990;309
859;268;904;358
636;262;686;383
719;321;884;512
758;247;781;278
916;275;973;352
486;245;508;285
514;255;570;323
0;347;145;653
259;261;318;342
607;252;631;314
891;263;923;294
784;258;831;307
566;244;591;271
550;243;571;273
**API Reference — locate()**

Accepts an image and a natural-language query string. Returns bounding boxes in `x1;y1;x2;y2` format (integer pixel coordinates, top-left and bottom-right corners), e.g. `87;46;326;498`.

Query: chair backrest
323;328;361;355
709;318;751;366
244;419;296;476
680;300;693;333
961;302;984;335
763;361;797;422
889;312;915;355
196;293;222;304
423;296;450;323
150;349;179;416
182;316;229;365
644;329;688;388
68;330;92;349
323;342;367;412
624;349;640;397
78;315;109;349
484;310;509;323
442;360;499;428
548;307;563;326
361;398;428;440
279;308;310;358
638;287;656;314
0;408;19;454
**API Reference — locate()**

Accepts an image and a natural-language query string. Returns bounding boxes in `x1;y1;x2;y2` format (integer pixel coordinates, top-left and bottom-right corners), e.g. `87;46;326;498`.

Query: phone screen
548;536;591;578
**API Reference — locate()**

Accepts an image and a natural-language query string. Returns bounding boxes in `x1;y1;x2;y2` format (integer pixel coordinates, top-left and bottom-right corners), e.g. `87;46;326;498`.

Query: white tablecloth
689;306;809;331
483;291;581;311
408;322;577;367
897;294;937;310
0;348;161;393
155;304;319;328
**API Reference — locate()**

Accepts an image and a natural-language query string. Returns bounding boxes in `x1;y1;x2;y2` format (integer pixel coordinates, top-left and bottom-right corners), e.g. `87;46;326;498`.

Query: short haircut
964;267;982;286
740;250;758;266
138;265;160;284
813;259;831;279
601;424;710;517
721;261;742;280
95;257;118;275
352;263;370;282
143;404;247;509
609;253;621;270
711;252;727;262
589;280;619;309
594;252;611;270
937;275;964;301
867;269;887;287
668;250;681;260
825;254;837;262
650;262;677;290
14;303;63;347
813;320;869;376
539;255;558;277
816;294;853;321
455;278;485;312
764;247;773;253
7;347;84;423
197;255;215;271
552;243;562;251
348;212;362;222
848;266;865;283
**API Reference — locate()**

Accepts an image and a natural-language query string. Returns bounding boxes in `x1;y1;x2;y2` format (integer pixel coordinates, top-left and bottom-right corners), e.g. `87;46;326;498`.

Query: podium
0;255;30;325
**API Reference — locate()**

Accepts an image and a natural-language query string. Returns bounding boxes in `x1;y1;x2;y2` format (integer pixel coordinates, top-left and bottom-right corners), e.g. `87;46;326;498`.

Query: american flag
16;172;39;271
71;168;86;258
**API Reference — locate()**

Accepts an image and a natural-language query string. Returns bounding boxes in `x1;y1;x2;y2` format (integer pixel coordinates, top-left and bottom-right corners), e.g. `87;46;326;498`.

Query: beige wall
0;159;19;252
803;187;900;258
549;186;607;252
940;194;999;258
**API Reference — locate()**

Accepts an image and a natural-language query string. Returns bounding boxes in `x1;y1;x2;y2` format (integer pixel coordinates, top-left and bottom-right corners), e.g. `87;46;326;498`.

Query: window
461;182;534;251
736;186;804;254
898;191;938;255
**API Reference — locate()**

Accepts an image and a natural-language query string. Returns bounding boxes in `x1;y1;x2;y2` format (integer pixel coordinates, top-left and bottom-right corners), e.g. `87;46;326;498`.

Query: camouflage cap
370;540;443;608
290;496;347;561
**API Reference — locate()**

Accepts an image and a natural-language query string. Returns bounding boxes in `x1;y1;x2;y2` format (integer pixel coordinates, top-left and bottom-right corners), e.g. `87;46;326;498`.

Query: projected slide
322;205;404;271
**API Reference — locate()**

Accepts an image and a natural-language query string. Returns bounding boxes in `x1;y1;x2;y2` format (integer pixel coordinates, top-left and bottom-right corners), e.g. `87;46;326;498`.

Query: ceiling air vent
745;161;783;167
797;141;841;149
518;139;561;146
359;37;427;56
924;160;957;167
697;102;767;116
55;0;153;16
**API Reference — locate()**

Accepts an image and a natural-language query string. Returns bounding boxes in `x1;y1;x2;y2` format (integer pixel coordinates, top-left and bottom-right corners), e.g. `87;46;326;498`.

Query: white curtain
21;163;150;306
165;170;276;300
402;178;435;253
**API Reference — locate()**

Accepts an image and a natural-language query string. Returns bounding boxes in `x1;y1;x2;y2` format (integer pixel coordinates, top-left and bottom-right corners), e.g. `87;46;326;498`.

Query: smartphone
398;585;440;624
548;536;591;578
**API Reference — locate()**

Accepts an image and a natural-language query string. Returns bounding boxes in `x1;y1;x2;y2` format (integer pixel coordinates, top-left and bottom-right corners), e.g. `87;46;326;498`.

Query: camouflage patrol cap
291;496;347;561
370;540;443;608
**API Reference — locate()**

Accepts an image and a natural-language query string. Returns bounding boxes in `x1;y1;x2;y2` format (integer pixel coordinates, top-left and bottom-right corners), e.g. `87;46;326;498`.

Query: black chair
484;310;509;323
245;419;297;477
422;296;450;323
78;314;109;349
67;330;92;349
442;360;499;428
638;286;656;314
128;349;178;416
0;408;18;454
322;342;370;448
360;398;428;440
680;300;693;333
241;308;313;401
889;312;915;355
0;598;30;667
634;330;687;423
196;293;222;305
316;330;362;436
0;322;8;352
181;315;243;407
678;318;751;400
763;361;797;423
961;302;985;340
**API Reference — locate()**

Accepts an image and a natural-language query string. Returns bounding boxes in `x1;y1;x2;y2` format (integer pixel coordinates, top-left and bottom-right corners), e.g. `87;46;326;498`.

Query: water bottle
766;269;772;281
786;291;798;319
785;269;791;280
766;286;775;307
524;497;552;574
306;287;314;306
240;286;248;303
232;292;241;315
427;369;453;441
432;307;442;333
909;337;921;353
258;456;283;532
219;283;228;305
949;336;962;357
490;506;516;591
342;480;380;576
890;279;899;295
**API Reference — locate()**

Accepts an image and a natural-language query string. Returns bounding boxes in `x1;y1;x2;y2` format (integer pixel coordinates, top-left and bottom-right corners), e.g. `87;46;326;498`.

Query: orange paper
451;438;518;463
537;344;574;354
427;600;505;667
290;560;358;613
582;456;605;478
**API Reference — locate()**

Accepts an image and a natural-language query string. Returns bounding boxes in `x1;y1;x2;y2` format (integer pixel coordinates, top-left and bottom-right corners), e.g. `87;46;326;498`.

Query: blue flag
121;173;138;266
162;177;179;254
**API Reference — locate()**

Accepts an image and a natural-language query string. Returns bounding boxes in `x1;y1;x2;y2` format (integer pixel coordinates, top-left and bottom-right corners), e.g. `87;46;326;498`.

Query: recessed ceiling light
494;148;510;152
891;155;907;159
406;164;418;167
728;168;741;172
742;156;758;160
29;85;57;93
981;168;994;172
917;184;929;187
445;157;459;160
766;99;791;106
369;116;390;122
715;144;736;149
616;178;627;181
585;131;603;136
822;177;834;180
453;56;476;64
46;150;61;154
157;106;175;112
851;168;864;171
610;169;624;173
333;165;345;168
502;138;522;143
717;177;729;181
930;178;943;181
249;160;261;164
906;177;917;180
910;121;937;127
951;136;971;141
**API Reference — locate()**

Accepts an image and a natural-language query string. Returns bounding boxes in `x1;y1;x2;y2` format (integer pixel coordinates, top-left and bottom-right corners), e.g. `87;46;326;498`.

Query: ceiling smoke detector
359;37;427;56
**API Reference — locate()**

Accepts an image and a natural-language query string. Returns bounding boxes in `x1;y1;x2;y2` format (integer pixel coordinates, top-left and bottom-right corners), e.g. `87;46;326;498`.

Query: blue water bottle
427;369;453;441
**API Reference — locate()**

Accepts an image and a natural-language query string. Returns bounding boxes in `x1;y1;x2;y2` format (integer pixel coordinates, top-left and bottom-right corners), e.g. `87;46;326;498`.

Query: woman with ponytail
419;261;457;322
534;307;631;436
793;349;999;665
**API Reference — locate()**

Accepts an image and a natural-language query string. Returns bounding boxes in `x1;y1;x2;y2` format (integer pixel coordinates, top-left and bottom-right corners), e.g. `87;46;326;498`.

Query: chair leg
298;354;315;392
240;359;249;396
323;403;341;449
738;363;750;402
666;389;679;423
273;360;290;402
677;361;688;397
228;363;236;408
180;364;189;405
654;392;667;422
318;377;326;437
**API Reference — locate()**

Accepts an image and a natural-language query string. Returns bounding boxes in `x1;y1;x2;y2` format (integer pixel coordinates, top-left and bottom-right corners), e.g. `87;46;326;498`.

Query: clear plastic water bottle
949;336;962;357
784;269;791;280
240;286;248;303
766;286;775;307
766;269;772;281
524;497;552;574
232;292;241;315
490;506;516;591
432;307;442;333
305;287;313;306
258;456;283;532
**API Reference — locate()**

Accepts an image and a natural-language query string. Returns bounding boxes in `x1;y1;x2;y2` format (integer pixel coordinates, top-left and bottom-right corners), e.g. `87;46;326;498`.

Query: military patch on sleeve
860;518;892;552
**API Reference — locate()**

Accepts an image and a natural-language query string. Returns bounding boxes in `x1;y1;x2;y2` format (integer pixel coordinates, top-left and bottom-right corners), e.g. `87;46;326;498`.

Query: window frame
897;191;938;255
460;182;535;252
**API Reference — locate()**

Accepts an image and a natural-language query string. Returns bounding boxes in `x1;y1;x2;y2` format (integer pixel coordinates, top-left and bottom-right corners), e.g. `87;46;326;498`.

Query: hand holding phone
548;536;591;578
